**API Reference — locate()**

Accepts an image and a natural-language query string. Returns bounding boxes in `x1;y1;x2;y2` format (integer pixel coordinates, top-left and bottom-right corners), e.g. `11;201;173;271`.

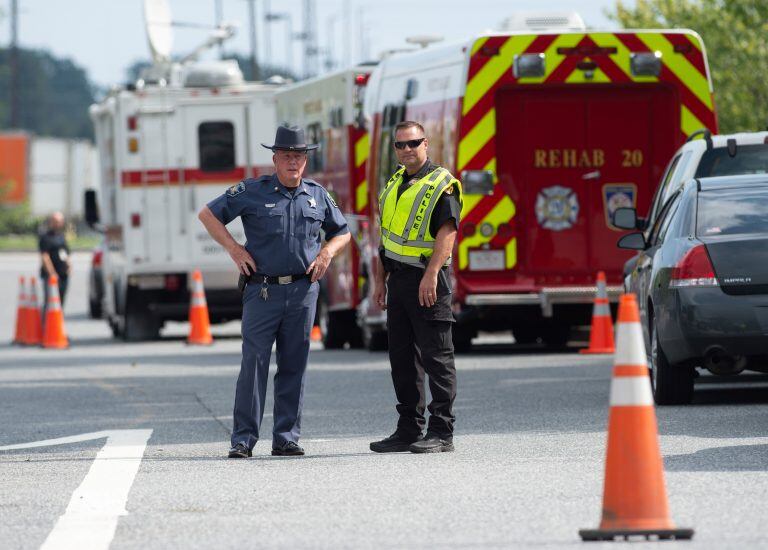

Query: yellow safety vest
379;165;463;267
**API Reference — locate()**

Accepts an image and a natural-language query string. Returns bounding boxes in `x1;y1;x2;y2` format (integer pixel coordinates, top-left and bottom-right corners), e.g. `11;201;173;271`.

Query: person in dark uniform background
370;121;462;454
39;211;71;313
198;125;351;458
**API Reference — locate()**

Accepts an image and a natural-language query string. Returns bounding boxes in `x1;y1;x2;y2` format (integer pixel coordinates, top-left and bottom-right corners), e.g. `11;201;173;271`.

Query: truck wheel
512;326;539;345
363;325;388;351
452;326;474;353
123;310;161;342
542;322;570;350
650;319;694;405
89;298;102;319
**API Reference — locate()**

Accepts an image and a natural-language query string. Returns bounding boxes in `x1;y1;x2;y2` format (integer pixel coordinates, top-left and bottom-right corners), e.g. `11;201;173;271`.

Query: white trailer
87;61;282;339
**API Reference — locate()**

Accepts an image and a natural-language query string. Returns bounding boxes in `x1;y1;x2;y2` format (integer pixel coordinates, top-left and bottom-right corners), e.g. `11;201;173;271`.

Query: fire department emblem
603;183;637;230
535;185;579;231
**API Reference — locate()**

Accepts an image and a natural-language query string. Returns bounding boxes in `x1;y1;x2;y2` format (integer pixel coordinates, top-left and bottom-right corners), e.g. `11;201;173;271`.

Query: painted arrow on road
0;429;153;550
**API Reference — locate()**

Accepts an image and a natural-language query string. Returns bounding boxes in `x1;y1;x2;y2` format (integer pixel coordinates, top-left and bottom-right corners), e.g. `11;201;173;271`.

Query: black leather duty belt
247;273;309;285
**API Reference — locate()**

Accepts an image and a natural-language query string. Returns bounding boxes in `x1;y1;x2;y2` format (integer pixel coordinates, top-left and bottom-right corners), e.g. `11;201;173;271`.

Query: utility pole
10;0;19;128
246;0;258;80
215;0;224;57
301;0;318;79
325;14;338;73
343;0;351;67
263;0;271;66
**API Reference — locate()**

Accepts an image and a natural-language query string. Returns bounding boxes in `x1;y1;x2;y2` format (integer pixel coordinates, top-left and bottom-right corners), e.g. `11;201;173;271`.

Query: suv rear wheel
650;318;694;405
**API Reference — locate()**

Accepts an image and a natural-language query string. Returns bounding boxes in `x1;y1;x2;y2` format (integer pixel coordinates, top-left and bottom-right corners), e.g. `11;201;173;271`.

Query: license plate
136;275;165;290
468;250;505;271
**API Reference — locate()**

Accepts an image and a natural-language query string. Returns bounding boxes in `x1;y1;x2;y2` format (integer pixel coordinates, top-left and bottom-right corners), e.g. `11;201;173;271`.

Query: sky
3;0;635;87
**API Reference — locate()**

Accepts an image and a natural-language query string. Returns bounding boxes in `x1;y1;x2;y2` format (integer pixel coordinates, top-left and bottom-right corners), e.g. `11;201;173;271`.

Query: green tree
609;0;768;133
0;48;95;139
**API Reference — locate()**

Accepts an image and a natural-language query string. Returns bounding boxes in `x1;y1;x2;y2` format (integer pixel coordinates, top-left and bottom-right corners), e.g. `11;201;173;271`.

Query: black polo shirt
381;159;461;272
39;230;70;279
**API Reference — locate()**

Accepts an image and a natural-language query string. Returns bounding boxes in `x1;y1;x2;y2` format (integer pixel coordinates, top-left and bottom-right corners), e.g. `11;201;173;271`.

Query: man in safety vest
370;121;463;454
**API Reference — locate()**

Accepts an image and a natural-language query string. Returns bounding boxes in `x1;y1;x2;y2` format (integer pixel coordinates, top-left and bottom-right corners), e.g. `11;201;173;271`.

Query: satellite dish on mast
144;0;173;63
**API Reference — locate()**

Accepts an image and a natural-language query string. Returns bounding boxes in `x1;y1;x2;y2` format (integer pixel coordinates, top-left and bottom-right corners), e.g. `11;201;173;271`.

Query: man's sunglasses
393;138;426;150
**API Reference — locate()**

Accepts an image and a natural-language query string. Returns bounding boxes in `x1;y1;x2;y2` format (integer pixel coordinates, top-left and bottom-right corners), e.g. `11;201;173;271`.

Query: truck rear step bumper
465;285;623;317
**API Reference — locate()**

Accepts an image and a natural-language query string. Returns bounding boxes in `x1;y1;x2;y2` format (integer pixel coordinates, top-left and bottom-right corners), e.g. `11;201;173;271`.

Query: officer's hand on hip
307;248;333;282
419;270;439;307
228;244;257;275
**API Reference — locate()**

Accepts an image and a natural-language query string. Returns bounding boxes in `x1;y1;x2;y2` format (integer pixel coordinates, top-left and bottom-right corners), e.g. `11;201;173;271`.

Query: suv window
695;144;768;177
697;187;768;236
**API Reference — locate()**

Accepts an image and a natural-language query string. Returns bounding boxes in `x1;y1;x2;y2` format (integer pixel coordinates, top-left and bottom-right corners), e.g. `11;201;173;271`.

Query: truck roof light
127;116;137;131
513;53;545;78
131;213;141;228
630;51;662;77
355;73;370;86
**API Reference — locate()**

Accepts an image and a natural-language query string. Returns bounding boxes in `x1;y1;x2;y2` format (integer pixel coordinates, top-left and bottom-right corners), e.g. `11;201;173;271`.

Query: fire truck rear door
495;85;676;281
179;103;249;267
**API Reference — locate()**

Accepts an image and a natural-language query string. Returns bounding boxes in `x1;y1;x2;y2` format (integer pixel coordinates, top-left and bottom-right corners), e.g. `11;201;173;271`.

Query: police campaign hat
261;125;319;152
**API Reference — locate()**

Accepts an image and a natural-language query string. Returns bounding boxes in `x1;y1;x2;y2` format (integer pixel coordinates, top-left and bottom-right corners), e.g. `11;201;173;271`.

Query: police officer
39;211;71;314
198;125;350;458
369;121;463;454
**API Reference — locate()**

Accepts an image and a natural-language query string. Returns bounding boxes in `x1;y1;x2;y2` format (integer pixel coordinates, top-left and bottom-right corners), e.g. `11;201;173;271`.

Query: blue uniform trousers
232;278;319;449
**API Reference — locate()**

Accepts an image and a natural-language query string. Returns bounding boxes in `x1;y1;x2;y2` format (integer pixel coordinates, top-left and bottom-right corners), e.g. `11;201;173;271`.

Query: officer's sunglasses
393;138;426;150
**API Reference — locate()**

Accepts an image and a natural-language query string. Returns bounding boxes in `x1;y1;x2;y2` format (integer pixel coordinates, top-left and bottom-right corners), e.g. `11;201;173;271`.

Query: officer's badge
226;181;246;197
308;197;317;208
535;185;579;231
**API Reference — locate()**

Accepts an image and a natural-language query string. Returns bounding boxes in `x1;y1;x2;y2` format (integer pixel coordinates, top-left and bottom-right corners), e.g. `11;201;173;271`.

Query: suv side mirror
84;189;100;227
613;207;637;230
617;232;646;250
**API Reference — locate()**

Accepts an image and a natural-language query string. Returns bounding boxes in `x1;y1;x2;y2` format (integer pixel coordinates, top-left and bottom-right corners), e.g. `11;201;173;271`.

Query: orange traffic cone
580;271;615;354
187;270;213;345
26;277;43;346
42;275;69;349
310;325;322;342
13;276;28;345
579;293;693;541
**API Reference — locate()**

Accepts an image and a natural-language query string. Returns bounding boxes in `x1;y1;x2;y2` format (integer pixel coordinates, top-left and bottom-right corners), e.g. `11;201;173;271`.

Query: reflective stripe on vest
380;166;462;267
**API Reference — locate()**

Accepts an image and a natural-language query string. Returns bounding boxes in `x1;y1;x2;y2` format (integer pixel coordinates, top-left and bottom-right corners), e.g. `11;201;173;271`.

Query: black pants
386;268;456;437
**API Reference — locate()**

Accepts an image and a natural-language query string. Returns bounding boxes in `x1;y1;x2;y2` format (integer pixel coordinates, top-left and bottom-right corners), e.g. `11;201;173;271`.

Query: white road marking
0;429;152;550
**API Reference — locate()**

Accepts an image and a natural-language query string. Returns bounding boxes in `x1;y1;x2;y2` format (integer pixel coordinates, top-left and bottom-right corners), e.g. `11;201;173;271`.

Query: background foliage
609;0;768;133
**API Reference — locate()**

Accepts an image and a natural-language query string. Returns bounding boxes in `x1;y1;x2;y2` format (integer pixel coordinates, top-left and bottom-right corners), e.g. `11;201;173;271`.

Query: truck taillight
127;116;137;131
670;245;718;288
92;250;103;268
165;274;181;291
355;73;369;86
128;137;139;153
462;223;477;237
131;213;141;228
497;223;513;238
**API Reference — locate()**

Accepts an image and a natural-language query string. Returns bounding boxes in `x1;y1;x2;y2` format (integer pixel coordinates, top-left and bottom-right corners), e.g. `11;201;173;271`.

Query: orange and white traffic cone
579;293;693;541
187;269;213;345
26;277;43;346
12;276;28;345
580;271;615;354
42;275;69;349
310;325;322;342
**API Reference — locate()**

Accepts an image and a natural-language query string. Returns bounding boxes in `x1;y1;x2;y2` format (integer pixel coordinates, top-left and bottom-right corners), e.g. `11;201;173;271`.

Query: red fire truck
274;65;375;348
360;24;717;350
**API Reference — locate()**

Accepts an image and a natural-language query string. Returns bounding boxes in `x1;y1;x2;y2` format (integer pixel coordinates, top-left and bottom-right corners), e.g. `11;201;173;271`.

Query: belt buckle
278;275;292;285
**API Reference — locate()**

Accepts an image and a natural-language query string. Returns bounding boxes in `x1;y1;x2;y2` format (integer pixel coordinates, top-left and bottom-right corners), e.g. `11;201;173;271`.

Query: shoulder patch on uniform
226;181;246;197
325;190;339;208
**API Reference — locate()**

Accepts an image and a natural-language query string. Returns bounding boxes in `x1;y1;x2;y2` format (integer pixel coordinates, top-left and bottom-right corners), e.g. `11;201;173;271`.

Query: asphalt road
2;252;768;549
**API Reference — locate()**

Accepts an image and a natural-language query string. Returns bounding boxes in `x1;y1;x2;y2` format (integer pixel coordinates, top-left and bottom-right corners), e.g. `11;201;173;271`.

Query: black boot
370;431;423;453
409;432;454;453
